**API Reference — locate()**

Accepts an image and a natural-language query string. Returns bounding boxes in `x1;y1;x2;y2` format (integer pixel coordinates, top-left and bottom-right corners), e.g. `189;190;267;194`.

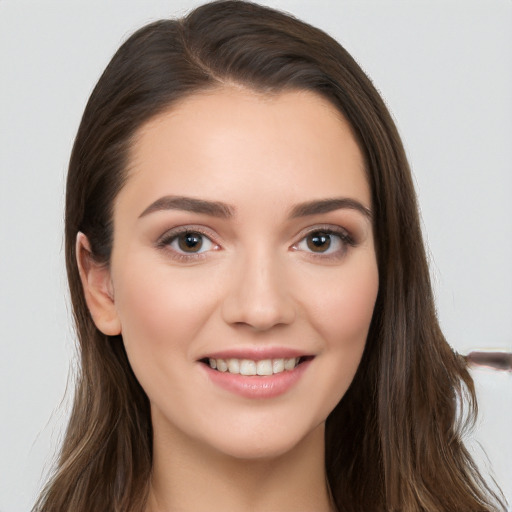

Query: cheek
299;257;378;409
266;264;379;440
111;255;220;359
305;259;378;349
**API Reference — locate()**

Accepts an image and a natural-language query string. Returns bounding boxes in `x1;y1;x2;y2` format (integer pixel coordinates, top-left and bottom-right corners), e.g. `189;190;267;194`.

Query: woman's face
105;87;378;459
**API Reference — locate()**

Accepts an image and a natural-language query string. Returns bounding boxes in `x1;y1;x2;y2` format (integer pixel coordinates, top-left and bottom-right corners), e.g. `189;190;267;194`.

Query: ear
76;232;122;336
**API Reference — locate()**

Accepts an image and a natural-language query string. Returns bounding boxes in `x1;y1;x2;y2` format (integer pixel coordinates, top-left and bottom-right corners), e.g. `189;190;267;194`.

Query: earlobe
76;232;122;336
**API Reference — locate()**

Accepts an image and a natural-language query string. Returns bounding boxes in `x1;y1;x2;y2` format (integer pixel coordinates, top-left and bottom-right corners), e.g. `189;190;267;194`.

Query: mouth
199;356;314;376
198;352;314;399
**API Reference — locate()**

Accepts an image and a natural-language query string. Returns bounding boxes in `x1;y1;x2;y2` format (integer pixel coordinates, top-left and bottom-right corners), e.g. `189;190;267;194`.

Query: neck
146;421;333;512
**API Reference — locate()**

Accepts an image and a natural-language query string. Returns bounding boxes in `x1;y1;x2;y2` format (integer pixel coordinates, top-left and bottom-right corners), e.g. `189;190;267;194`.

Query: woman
33;1;507;511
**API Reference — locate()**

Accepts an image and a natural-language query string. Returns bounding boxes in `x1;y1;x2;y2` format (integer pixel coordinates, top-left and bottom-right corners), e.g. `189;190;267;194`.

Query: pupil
178;232;203;252
307;232;331;252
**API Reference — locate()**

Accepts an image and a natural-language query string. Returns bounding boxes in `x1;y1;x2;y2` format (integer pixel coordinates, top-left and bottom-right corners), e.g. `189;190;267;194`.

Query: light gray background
1;1;511;510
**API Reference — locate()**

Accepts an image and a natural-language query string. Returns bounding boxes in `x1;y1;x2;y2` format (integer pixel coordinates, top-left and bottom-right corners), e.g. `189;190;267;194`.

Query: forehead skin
117;87;370;229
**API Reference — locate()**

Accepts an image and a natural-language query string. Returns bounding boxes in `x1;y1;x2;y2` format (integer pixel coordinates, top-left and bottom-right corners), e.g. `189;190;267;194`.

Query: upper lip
199;347;313;361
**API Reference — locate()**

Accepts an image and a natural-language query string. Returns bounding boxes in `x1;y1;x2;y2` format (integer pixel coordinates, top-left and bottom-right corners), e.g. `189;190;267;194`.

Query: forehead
119;87;370;218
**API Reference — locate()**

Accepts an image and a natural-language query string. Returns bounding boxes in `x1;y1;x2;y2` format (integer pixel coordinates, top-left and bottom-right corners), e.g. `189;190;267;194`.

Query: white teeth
207;357;301;375
216;359;228;372
256;359;273;376
227;358;240;374
284;357;297;370
272;358;285;373
240;359;257;376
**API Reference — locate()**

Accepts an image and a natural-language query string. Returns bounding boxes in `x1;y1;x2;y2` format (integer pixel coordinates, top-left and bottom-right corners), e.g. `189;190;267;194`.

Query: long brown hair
34;2;506;511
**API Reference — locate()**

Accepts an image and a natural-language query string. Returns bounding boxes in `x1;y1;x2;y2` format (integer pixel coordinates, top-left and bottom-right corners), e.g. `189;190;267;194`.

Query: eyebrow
138;195;372;220
289;197;372;220
138;195;235;219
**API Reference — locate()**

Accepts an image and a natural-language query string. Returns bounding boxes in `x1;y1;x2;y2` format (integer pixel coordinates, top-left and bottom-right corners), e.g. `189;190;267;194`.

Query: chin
197;416;326;463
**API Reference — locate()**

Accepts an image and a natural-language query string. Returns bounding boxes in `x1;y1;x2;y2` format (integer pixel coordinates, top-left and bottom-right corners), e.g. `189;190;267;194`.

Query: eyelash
156;225;356;262
292;226;355;260
157;226;219;262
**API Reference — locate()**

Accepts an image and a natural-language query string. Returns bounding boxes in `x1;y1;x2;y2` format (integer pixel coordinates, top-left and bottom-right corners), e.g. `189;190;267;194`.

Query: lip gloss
201;358;312;399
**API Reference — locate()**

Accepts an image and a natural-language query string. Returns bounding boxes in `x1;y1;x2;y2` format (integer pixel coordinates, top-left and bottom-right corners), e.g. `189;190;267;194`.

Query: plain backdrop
1;1;511;510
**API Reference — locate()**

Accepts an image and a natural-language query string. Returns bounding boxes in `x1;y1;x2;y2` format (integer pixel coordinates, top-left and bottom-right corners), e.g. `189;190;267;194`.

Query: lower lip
200;359;312;399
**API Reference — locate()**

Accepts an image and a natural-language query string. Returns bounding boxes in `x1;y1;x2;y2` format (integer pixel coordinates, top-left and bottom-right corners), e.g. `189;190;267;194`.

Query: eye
169;231;213;254
158;229;218;257
305;231;335;253
293;228;353;257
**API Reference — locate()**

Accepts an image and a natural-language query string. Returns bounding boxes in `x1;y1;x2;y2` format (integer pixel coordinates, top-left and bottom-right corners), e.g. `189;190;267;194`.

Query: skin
78;87;379;511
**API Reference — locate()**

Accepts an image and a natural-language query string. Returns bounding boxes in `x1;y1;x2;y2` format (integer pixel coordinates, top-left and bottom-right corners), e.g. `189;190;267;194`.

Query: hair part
34;1;506;511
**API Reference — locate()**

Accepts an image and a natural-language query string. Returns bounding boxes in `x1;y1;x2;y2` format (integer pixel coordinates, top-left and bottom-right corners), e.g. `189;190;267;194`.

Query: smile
207;357;301;376
199;354;314;399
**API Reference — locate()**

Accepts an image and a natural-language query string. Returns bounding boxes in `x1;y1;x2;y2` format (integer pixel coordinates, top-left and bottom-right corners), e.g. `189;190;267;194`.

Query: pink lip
199;358;313;399
200;347;308;361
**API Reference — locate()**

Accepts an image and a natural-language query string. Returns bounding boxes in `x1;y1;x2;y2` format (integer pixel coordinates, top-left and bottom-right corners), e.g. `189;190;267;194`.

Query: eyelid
292;224;353;244
156;225;221;260
155;223;356;262
291;224;356;259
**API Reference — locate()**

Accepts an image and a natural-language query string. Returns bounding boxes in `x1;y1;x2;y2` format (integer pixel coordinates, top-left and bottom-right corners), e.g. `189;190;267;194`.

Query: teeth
240;359;257;376
227;358;240;374
256;360;273;376
284;357;296;371
272;358;284;373
216;359;228;372
207;357;300;375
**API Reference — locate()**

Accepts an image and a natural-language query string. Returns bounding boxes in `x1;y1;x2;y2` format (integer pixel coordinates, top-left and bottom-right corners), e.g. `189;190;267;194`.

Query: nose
221;251;296;331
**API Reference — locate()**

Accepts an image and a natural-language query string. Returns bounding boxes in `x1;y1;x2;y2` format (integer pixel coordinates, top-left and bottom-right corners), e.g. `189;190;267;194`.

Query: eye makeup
154;220;358;265
291;224;356;262
156;225;221;263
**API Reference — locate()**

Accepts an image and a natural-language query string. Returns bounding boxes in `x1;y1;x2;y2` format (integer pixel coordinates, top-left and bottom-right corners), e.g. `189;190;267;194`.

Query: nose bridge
221;245;295;331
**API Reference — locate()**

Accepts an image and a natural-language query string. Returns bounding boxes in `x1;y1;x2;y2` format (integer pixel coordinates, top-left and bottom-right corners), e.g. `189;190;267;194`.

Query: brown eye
177;232;204;253
159;228;217;259
293;228;352;259
306;232;332;253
